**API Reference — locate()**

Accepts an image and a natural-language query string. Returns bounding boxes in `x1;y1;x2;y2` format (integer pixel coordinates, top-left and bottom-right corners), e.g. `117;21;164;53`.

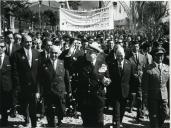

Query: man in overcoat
128;41;146;120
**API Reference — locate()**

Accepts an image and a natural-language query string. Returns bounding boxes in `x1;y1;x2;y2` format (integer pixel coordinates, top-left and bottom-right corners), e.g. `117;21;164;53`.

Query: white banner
60;5;114;31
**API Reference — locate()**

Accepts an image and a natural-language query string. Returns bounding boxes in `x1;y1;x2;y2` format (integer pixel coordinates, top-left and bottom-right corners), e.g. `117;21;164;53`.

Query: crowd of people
0;28;169;128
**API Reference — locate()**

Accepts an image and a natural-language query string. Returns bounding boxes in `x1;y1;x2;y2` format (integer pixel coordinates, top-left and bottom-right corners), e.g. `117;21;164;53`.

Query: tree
143;2;168;25
42;10;59;30
1;0;31;30
130;1;168;32
68;1;81;10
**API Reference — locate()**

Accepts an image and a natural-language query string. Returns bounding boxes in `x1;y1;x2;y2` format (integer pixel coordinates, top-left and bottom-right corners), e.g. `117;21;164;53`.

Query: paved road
6;108;170;128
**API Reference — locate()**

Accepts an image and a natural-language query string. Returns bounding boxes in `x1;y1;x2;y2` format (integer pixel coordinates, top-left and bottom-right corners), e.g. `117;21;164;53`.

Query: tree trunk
0;13;1;36
9;15;15;32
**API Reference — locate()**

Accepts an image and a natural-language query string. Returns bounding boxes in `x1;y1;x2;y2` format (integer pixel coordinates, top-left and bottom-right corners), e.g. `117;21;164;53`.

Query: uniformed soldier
66;42;111;128
142;46;169;128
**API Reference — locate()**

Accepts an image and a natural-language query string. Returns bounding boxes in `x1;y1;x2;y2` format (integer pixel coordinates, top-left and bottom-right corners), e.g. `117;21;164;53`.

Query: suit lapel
55;59;60;74
122;60;126;76
152;63;160;74
1;55;8;69
55;59;63;75
12;44;15;54
131;52;137;64
115;60;121;77
138;53;143;64
46;59;55;79
31;49;36;68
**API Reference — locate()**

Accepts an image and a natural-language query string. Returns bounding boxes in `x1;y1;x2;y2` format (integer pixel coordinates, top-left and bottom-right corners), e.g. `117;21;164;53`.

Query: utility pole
0;0;1;36
39;0;42;31
99;1;102;8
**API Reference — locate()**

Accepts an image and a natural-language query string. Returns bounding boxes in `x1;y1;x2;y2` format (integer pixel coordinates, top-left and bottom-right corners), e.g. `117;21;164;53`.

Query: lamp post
38;0;42;30
0;1;1;36
5;4;15;32
32;15;35;31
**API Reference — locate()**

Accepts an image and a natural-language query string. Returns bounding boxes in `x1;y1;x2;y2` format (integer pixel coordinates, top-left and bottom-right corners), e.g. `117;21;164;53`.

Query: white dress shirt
0;53;5;68
51;59;58;71
24;48;32;67
92;59;97;66
118;60;124;70
9;43;13;56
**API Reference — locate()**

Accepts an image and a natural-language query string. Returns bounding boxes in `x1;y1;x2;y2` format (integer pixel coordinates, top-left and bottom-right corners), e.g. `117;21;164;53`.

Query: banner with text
60;5;114;31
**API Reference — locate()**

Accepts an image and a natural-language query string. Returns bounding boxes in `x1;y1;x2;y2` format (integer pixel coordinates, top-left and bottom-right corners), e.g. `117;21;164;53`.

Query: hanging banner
60;5;114;31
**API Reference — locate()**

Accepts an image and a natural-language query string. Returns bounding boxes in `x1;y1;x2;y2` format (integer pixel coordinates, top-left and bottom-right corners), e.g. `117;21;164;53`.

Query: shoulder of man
163;63;169;72
12;47;23;56
58;58;64;64
124;59;131;65
32;48;40;54
139;52;145;57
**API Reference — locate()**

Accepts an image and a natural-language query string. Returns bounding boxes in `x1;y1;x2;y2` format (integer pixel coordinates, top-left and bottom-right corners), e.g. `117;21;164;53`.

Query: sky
29;0;99;9
29;1;129;10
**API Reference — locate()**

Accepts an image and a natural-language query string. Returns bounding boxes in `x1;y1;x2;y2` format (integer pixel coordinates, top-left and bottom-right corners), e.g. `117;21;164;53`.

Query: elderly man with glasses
0;37;13;127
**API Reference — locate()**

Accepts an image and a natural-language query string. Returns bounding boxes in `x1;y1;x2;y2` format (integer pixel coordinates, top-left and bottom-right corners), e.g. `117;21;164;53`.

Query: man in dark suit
128;41;146;121
12;35;40;127
142;46;169;128
108;46;132;128
40;38;52;61
142;43;153;66
5;31;21;57
14;33;22;45
39;45;71;127
104;40;115;55
0;38;13;126
5;32;21;117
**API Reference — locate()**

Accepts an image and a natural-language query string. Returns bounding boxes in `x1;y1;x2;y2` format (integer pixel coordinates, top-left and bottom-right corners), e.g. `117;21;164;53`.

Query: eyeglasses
51;52;59;54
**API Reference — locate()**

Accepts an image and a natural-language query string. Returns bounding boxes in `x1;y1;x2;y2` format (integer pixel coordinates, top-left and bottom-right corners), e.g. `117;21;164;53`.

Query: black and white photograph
0;0;170;128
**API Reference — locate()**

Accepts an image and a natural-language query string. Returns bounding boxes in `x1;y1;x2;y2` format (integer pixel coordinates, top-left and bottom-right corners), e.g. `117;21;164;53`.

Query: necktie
52;60;56;71
27;50;31;67
136;53;138;62
118;62;122;75
158;63;162;71
145;53;149;65
158;63;162;83
9;44;12;56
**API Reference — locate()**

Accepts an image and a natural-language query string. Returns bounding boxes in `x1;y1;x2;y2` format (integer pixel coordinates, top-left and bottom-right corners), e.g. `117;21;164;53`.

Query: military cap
86;42;103;53
132;40;139;45
151;46;166;56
